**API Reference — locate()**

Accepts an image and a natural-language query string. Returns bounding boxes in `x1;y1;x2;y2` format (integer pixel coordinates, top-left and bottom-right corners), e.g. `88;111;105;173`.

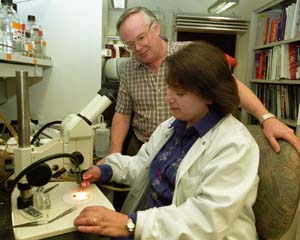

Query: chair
247;125;300;240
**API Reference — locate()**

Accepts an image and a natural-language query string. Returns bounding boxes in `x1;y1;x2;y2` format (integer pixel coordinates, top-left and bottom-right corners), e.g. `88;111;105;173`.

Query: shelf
244;0;300;128
250;79;300;84
254;36;300;50
0;52;53;78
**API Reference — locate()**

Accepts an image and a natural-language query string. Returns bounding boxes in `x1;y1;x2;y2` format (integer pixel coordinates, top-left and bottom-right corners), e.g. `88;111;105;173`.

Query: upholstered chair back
247;125;300;240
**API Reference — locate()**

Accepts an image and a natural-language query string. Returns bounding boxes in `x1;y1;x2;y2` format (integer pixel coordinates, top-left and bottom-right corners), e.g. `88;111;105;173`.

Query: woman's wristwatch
126;217;135;236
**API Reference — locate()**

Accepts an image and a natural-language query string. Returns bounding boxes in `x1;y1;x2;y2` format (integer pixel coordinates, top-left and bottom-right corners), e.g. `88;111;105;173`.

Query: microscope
12;71;114;209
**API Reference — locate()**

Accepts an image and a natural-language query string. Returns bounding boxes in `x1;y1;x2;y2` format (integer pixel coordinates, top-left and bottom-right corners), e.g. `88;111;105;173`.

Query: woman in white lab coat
74;41;259;240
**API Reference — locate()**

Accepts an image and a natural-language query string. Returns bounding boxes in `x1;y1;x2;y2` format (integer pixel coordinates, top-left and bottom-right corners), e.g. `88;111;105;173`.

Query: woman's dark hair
165;41;240;115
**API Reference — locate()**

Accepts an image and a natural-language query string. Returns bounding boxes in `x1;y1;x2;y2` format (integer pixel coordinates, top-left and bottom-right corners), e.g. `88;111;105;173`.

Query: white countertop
12;182;114;240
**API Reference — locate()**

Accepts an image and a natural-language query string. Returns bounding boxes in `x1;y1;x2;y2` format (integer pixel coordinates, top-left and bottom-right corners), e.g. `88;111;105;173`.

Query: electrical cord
30;120;62;145
7;152;83;191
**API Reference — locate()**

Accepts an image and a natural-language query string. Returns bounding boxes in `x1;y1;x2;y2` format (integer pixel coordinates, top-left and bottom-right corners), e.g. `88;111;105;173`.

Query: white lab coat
105;114;259;240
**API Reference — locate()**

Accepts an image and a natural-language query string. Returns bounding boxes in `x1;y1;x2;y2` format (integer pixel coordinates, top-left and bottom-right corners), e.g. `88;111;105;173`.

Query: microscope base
12;181;114;240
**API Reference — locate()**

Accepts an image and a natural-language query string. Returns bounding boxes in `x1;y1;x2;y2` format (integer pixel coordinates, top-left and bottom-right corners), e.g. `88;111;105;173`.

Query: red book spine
289;43;297;80
269;19;279;43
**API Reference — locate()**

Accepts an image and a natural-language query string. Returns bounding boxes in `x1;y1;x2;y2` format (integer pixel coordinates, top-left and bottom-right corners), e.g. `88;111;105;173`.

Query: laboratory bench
0;189;109;240
0;151;110;240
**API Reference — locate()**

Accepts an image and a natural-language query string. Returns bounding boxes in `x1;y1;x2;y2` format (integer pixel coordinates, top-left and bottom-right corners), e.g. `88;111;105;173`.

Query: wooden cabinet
245;0;300;129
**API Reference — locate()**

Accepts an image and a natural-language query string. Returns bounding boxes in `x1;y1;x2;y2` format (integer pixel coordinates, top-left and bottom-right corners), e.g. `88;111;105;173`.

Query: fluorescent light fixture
111;0;127;9
208;0;239;14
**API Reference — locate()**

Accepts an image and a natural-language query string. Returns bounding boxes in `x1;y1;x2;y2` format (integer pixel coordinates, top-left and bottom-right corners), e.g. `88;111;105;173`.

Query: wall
0;0;102;123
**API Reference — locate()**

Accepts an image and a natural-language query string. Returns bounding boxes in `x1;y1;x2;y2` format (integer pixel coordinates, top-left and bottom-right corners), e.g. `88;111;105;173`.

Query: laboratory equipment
0;0;25;54
95;115;110;157
25;15;46;58
11;181;114;240
7;69;114;238
13;71;115;183
102;57;129;125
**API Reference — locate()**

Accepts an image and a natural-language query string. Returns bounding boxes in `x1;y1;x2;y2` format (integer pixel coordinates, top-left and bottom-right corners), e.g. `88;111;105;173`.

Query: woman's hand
81;165;101;189
73;206;129;237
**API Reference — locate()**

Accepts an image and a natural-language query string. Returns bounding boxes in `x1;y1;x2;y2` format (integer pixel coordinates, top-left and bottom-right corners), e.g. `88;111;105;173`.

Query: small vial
35;192;51;210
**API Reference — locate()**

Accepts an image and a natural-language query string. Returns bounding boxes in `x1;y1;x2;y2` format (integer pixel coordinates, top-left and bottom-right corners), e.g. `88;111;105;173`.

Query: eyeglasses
123;23;153;52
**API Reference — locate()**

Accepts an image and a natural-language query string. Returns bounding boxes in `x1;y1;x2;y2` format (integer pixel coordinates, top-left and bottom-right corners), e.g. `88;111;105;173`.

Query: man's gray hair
116;7;158;33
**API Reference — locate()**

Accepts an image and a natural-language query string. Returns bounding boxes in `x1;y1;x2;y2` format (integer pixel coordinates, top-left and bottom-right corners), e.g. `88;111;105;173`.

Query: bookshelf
245;0;300;133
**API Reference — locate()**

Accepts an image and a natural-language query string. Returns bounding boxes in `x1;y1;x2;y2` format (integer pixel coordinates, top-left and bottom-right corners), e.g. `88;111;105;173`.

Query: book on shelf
271;47;278;80
256;12;267;45
255;52;261;79
276;85;281;118
279;44;290;79
254;83;300;122
284;85;290;119
290;87;295;119
291;0;300;38
284;3;296;40
255;50;266;79
270;17;280;42
296;43;300;78
257;43;300;80
278;7;287;41
256;0;300;44
266;48;273;80
289;42;297;79
256;9;282;45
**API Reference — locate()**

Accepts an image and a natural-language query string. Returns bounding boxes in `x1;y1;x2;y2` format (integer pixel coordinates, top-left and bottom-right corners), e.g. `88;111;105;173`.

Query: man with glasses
107;6;300;157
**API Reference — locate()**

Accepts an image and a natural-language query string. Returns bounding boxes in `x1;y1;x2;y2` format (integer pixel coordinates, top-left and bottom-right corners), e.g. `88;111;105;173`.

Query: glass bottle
24;30;33;57
0;0;25;54
26;15;46;58
12;2;25;55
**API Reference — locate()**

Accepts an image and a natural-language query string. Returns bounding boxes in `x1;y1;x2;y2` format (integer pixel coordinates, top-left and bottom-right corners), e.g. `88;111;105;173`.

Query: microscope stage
12;182;114;240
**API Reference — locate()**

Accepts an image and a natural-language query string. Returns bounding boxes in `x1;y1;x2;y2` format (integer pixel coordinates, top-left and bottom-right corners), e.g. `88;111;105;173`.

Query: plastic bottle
26;15;39;57
0;0;25;54
12;2;25;55
26;15;46;58
24;30;33;57
95;115;110;158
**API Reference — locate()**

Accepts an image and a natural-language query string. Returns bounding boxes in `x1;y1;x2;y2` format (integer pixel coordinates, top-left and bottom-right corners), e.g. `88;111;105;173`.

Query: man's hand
81;166;101;189
74;206;129;237
262;117;300;154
